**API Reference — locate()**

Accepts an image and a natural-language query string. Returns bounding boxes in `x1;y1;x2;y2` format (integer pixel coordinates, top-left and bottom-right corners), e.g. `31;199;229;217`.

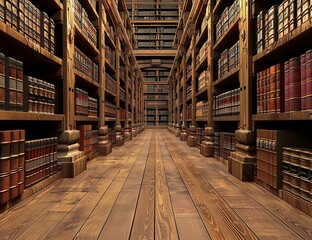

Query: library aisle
0;130;311;240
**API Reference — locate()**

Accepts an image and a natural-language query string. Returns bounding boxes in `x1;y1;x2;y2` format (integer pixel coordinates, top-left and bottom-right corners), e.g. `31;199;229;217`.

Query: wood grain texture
155;136;179;240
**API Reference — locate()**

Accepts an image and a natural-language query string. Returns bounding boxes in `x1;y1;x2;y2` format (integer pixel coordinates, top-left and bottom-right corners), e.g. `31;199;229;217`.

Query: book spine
289;57;301;111
269;65;276;113
5;57;17;111
16;60;23;111
0;53;5;109
284;61;290;112
300;54;307;111
276;63;284;113
306;49;312;110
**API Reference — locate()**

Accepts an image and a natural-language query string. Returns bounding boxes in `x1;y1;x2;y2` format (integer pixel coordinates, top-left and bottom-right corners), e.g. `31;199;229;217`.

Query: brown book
284;61;290;112
269;65;276;113
275;63;284;113
5;57;17;111
265;68;270;113
306;49;312;110
0;52;5;110
16;60;23;111
300;54;307;111
289;57;301;111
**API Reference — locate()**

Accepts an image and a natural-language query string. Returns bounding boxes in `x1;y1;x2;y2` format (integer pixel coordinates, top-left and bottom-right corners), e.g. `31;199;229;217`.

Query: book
0;53;5;109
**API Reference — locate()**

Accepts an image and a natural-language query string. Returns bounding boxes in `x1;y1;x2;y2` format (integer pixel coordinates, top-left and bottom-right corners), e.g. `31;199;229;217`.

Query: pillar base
229;152;255;182
187;136;197;147
57;130;86;178
98;126;112;156
200;141;214;157
116;134;124;146
124;125;132;142
132;125;137;137
180;131;187;141
175;127;181;137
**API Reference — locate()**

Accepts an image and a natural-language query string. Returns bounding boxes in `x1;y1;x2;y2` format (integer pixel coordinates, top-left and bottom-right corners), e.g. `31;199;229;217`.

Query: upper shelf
195;56;207;73
79;0;99;21
213;115;240;122
252;21;312;65
252;112;312;121
105;29;116;50
30;0;63;13
75;116;99;122
213;16;239;52
213;0;235;14
0;111;64;121
75;23;99;57
0;21;62;66
213;67;239;88
74;69;100;90
196;26;208;48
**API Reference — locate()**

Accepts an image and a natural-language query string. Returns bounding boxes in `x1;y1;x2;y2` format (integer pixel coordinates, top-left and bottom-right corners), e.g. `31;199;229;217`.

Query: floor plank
0;129;311;240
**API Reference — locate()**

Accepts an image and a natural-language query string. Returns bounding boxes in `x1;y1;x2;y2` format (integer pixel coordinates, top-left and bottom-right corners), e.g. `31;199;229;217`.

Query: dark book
16;60;23;111
269;65;276;113
276;63;284;113
305;49;312;110
300;53;307;111
289;57;301;111
0;52;5;110
5;57;17;111
284;61;290;112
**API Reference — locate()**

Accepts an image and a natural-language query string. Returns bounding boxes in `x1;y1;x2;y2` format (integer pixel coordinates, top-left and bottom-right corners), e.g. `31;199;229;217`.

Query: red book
269;65;276;113
284;61;290;112
306;49;312;110
289;57;301;111
0;53;5;109
276;63;284;113
300;54;307;111
16;60;23;111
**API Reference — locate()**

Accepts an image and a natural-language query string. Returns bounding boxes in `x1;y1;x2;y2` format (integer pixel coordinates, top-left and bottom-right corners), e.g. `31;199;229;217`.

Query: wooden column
141;79;144;132
132;69;137;137
115;30;124;146
187;31;197;147
201;3;214;157
98;1;112;156
57;0;86;177
175;62;181;137
172;69;176;134
168;80;172;132
229;0;256;181
180;48;187;141
124;51;131;141
135;74;139;135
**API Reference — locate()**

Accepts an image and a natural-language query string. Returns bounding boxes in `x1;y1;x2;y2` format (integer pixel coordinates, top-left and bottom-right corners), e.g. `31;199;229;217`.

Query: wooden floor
0;130;311;240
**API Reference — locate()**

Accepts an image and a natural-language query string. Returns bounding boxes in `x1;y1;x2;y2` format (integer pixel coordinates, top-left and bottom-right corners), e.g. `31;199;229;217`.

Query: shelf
0;21;62;66
0;111;64;121
105;89;116;98
105;29;116;49
105;60;116;74
120;56;126;66
196;117;208;122
213;67;239;88
186;50;192;64
74;69;100;89
186;96;192;103
75;23;99;57
252;21;312;65
186;74;192;84
132;20;179;24
186;119;192;122
195;26;208;48
213;115;240;122
195;56;207;73
31;0;63;13
252;112;312;121
213;0;235;14
79;0;99;21
105;117;117;122
213;16;239;52
195;87;207;98
75;116;99;122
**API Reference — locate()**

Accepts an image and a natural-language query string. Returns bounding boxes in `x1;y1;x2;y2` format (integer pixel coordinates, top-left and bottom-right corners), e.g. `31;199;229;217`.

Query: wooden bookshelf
213;116;240;122
253;112;312;121
75;116;100;122
0;111;64;121
74;23;100;57
74;69;100;89
213;67;239;88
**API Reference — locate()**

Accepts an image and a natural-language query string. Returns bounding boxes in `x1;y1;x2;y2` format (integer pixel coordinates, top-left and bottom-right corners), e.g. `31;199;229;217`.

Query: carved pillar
180;47;187;141
175;60;181;137
168;80;172;132
57;0;86;177
229;0;256;181
201;3;214;157
172;69;177;134
115;30;124;146
132;69;137;137
187;31;197;147
98;1;112;156
135;73;139;135
124;51;131;141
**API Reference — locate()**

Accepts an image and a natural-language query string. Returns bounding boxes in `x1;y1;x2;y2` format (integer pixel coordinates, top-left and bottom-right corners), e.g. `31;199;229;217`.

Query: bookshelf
0;0;144;208
168;0;312;216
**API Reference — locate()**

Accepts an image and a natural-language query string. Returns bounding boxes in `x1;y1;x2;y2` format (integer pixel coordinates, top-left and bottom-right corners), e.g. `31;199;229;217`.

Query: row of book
283;147;311;204
74;47;99;82
0;53;23;111
256;49;312;113
197;70;207;92
186;85;192;100
256;1;311;53
78;125;98;161
105;101;117;118
217;41;239;79
195;101;208;119
0;0;55;53
105;46;116;68
256;129;280;189
196;43;207;66
215;0;239;42
196;128;205;149
214;132;236;161
75;88;98;117
25;137;58;188
213;88;240;117
186;104;192;120
74;0;97;47
25;76;56;114
105;73;117;96
0;130;25;204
